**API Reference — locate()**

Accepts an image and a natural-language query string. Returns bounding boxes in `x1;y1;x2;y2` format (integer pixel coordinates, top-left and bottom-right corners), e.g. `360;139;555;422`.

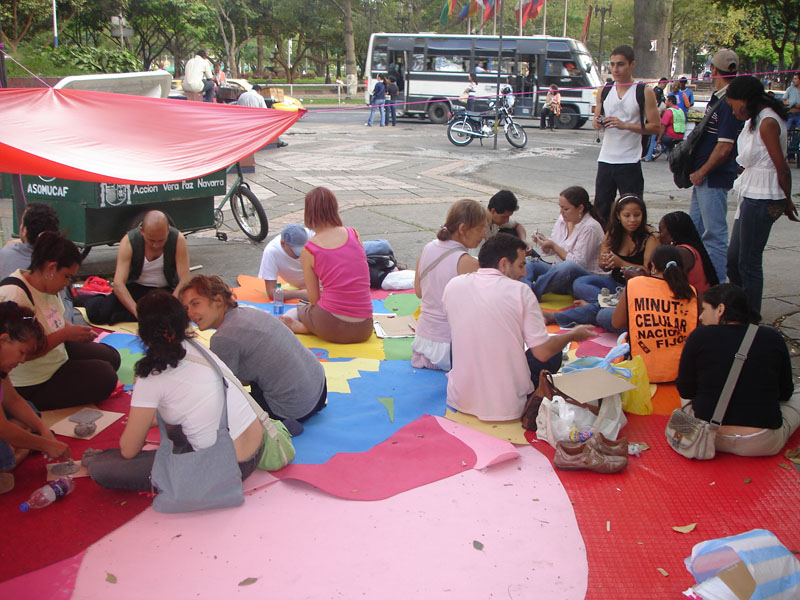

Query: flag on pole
458;0;481;20
481;0;495;27
516;0;547;28
440;0;459;24
580;4;592;43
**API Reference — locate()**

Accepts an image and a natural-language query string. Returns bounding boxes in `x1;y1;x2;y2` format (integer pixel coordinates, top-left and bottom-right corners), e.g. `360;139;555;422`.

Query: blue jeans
572;274;618;303
643;135;658;160
526;261;592;299
366;99;385;126
726;197;784;315
690;180;729;284
551;302;625;334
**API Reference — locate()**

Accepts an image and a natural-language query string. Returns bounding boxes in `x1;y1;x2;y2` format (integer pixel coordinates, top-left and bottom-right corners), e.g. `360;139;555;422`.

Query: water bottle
19;476;75;512
272;283;284;315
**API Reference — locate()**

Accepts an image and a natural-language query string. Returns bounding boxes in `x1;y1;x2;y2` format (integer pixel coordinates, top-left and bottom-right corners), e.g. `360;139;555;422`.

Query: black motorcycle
446;90;527;149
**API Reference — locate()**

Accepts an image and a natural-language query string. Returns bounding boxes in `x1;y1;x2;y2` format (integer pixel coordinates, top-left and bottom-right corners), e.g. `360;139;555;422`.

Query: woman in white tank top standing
725;76;798;315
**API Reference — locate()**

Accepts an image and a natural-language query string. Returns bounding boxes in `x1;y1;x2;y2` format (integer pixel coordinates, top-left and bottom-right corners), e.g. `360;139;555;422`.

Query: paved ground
2;104;798;359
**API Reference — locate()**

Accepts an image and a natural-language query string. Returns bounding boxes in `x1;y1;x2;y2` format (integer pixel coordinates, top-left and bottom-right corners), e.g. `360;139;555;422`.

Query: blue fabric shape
290;360;448;464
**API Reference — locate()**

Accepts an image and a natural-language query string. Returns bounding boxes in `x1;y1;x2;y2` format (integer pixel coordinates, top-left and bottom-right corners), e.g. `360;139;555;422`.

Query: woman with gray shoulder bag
669;284;800;458
88;291;273;512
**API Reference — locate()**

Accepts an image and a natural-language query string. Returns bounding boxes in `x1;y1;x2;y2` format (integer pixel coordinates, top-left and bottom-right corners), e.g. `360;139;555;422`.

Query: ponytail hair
437;199;488;241
726;75;788;132
135;290;192;377
650;245;695;301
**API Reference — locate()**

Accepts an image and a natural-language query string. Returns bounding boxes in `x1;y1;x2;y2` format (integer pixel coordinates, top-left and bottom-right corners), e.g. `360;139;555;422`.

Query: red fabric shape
273;414;477;501
528;414;800;598
0;390;151;584
76;276;112;296
0;88;304;184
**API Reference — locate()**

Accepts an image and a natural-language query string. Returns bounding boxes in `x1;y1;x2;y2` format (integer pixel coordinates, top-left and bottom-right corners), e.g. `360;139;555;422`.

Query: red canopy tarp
0;87;304;184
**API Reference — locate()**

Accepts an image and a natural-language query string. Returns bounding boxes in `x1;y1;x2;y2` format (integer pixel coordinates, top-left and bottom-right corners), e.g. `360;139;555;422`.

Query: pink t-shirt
415;239;468;343
443;268;550;421
305;227;373;319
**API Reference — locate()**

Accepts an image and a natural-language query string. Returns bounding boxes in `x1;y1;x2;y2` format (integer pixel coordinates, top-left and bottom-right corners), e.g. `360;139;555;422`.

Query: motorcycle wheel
447;119;474;146
505;122;527;148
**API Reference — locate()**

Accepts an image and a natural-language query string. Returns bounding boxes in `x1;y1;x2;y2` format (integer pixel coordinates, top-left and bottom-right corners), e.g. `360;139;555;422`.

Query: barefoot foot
279;315;310;334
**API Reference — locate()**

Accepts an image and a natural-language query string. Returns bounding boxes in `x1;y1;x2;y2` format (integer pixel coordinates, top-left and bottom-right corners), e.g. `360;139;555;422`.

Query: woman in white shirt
725;76;798;315
89;291;264;491
525;186;605;300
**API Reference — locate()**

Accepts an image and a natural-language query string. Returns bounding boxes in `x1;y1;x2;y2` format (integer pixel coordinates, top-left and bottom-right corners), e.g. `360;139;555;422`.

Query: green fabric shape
378;397;395;423
116;347;143;386
382;293;421;316
383;337;413;360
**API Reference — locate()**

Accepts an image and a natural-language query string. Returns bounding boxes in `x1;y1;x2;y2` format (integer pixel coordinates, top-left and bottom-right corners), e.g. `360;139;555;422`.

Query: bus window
372;50;388;72
545;60;583;87
411;54;425;72
546;41;572;60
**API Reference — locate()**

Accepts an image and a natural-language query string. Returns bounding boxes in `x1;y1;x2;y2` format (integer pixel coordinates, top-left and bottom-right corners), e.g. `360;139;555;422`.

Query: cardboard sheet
49;409;124;440
444;409;530;445
46;462;89;481
551;367;635;404
373;314;417;338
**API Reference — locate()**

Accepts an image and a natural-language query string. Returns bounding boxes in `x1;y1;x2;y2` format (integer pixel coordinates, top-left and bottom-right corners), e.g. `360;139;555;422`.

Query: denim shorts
0;439;16;470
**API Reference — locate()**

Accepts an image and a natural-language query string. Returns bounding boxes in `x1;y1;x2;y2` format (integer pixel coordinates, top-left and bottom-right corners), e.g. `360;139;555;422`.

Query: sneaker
364;123;371;127
554;442;627;473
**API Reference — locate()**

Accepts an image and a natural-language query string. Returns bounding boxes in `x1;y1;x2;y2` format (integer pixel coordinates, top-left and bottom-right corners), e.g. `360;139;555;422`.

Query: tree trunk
343;0;357;98
633;0;673;80
257;35;264;76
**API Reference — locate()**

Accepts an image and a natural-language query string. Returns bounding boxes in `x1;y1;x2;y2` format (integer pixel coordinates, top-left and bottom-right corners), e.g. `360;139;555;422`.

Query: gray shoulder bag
151;340;245;513
665;323;758;460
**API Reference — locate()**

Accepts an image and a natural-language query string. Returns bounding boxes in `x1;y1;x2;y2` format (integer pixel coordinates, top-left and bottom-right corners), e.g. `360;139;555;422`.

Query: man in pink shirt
443;234;596;422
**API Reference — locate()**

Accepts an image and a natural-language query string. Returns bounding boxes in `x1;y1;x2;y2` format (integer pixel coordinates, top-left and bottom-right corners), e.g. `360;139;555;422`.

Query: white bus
365;33;602;128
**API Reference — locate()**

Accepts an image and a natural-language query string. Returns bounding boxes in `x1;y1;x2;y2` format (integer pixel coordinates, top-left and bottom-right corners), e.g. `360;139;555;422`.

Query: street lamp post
594;2;612;66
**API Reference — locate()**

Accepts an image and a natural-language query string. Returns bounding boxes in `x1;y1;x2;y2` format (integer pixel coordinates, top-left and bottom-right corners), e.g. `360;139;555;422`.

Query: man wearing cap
258;224;314;301
689;49;743;284
183;49;215;102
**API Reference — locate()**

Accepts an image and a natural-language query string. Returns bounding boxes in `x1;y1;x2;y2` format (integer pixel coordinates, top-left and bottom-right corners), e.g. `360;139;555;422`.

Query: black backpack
366;254;397;289
600;82;650;157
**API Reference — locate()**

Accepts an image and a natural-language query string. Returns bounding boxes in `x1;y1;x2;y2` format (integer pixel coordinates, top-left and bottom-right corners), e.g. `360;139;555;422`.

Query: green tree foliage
1;0;87;52
714;0;799;69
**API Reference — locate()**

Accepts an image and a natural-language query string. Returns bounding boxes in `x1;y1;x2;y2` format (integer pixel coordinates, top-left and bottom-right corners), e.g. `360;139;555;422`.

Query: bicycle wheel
231;184;268;242
505;122;527;148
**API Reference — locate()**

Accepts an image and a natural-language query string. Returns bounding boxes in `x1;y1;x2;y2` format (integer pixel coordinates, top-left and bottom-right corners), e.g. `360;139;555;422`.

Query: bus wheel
557;106;580;129
427;101;450;124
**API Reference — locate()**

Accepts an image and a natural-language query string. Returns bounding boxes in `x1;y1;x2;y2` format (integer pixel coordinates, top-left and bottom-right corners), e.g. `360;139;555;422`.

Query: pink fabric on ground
272;414;479;500
71;447;586;599
0;551;85;600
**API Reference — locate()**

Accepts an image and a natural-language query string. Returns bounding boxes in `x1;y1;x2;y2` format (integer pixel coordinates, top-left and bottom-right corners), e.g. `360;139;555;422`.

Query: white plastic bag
381;270;415;290
536;394;627;449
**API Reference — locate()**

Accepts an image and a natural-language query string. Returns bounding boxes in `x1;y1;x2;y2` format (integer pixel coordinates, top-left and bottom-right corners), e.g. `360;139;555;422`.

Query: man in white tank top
593;45;660;225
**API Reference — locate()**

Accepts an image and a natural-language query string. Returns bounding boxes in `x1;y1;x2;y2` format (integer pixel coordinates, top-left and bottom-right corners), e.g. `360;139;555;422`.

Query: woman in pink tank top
280;188;373;343
411;199;486;370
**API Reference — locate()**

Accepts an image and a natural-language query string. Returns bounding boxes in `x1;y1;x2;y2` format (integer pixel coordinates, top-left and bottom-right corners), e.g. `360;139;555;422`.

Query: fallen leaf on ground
785;448;800;465
778;463;793;471
672;523;697;534
473;540;484;551
656;568;669;577
106;573;117;584
744;478;752;484
238;577;258;586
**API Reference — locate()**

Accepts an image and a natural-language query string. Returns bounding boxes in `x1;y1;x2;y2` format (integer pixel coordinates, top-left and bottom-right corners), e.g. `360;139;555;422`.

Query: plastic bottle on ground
19;476;76;512
272;283;284;315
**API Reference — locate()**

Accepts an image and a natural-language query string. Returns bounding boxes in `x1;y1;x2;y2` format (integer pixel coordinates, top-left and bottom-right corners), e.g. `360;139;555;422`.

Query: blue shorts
0;440;15;470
